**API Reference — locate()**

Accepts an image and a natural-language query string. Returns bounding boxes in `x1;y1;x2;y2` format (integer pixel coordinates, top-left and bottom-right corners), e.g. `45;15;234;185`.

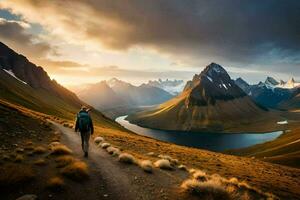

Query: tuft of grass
178;165;188;171
24;145;34;151
101;143;111;149
139;160;154;173
154;159;173;170
55;155;75;168
193;170;208;182
181;179;231;200
0;164;35;188
47;176;65;191
182;169;278;200
50;145;72;155
146;152;155;157
106;146;121;156
14;154;24;163
2;154;10;161
118;153;136;164
158;154;178;166
61;161;89;181
34;159;47;166
15;148;24;153
49;141;61;148
94;136;104;144
25;141;33;146
33;146;47;154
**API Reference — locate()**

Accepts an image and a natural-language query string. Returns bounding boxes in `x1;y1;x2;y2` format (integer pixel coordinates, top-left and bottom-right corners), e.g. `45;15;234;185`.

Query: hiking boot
84;152;88;158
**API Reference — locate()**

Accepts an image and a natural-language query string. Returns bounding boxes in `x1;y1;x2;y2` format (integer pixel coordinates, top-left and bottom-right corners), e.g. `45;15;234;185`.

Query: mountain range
72;78;174;118
145;79;185;95
127;63;268;132
235;76;300;109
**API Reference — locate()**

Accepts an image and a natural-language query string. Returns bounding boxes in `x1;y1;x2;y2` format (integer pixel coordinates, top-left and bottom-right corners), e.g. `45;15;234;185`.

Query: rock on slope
127;63;267;131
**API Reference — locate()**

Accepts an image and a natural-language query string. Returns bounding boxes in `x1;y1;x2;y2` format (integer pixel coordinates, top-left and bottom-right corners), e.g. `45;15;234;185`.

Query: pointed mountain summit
127;63;267;132
265;77;279;86
235;78;250;92
185;63;247;107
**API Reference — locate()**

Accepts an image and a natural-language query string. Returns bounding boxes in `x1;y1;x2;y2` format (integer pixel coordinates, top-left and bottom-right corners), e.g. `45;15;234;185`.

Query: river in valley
116;115;283;152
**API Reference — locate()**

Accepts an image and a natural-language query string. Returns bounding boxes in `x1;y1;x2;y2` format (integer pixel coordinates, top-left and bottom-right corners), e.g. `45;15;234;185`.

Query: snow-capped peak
265;77;279;86
3;69;27;85
278;78;300;89
106;78;120;87
206;62;227;74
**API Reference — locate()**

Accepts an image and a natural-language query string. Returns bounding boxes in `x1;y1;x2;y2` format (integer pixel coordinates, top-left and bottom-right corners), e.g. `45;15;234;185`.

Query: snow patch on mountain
146;79;185;95
264;77;300;89
3;69;27;85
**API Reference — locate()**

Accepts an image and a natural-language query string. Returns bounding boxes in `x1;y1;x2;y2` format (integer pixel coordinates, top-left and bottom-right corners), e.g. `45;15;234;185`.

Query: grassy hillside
0;69;118;129
228;111;300;168
1;98;300;199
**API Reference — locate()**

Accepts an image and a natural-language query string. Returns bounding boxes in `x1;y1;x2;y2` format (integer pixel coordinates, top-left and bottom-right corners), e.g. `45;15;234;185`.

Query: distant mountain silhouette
73;78;174;118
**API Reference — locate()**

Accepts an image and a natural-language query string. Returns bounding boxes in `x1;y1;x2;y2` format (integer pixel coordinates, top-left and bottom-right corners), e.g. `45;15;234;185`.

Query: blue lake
116;115;283;152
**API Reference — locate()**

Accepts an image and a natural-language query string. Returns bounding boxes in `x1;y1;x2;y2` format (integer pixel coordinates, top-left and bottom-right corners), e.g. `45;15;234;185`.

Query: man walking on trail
75;106;94;157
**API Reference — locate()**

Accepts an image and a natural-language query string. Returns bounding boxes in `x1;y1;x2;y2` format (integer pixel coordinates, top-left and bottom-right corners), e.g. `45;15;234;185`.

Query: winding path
51;121;188;200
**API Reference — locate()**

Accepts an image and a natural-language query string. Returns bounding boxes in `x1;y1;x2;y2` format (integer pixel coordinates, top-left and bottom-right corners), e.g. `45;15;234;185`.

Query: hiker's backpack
77;112;90;132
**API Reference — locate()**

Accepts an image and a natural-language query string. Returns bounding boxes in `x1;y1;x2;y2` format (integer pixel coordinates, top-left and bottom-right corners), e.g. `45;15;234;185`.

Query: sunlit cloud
0;0;299;85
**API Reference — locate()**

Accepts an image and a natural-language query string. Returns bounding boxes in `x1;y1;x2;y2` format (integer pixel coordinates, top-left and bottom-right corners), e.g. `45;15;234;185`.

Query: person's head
81;105;88;111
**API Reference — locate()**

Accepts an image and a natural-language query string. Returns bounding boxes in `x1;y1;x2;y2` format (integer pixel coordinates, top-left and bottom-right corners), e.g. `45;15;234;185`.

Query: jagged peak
265;76;279;85
288;78;295;83
204;62;227;74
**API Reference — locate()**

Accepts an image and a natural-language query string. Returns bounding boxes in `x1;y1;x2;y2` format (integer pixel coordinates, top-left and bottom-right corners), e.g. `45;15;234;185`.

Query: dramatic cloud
0;0;299;77
0;17;53;59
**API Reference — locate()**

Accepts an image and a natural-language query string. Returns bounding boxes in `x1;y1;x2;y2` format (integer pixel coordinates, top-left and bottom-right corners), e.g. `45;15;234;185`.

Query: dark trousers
80;131;91;153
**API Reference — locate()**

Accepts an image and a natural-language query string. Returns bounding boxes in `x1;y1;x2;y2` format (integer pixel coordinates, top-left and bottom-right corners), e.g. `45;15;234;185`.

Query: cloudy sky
0;0;299;86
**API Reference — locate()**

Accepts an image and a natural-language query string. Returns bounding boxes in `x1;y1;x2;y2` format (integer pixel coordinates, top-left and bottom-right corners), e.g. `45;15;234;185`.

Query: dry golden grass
50;144;72;155
118;153;136;164
181;169;279;200
14;154;24;163
101;142;111;149
47;176;65;191
15;148;24;153
181;179;231;200
139;160;154;173
34;159;47;166
2;154;10;161
158;154;179;166
55;155;75;168
94;136;104;144
93;125;299;199
154;159;173;170
0;164;35;188
193;170;208;182
33;146;47;154
24;145;34;151
61;161;89;181
25;141;33;146
106;146;121;156
178;164;187;171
